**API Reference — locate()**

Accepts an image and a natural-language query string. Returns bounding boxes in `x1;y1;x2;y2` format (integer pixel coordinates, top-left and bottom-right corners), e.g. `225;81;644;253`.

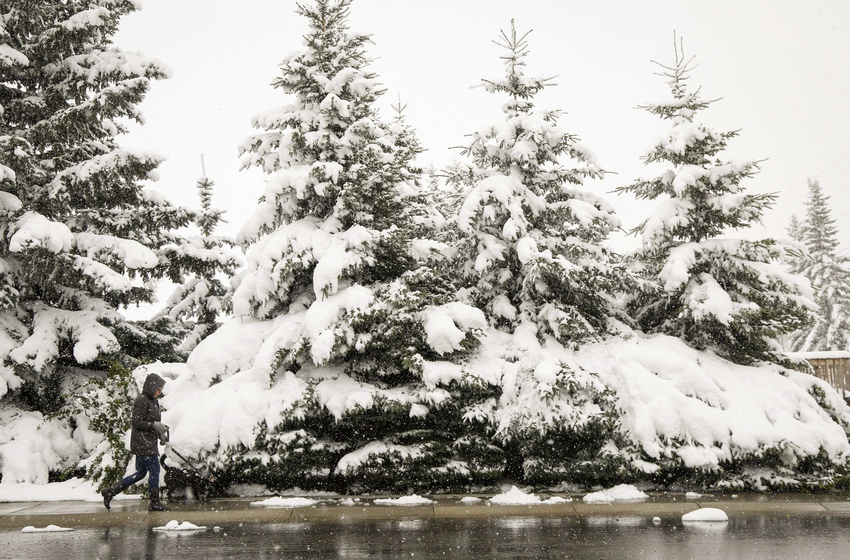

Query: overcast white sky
115;0;850;265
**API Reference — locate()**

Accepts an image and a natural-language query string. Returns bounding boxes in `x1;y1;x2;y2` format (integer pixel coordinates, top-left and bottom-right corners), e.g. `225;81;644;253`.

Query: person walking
101;372;171;512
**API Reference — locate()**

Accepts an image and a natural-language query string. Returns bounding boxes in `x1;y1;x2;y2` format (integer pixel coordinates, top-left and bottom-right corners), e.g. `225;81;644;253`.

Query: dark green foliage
12;369;64;413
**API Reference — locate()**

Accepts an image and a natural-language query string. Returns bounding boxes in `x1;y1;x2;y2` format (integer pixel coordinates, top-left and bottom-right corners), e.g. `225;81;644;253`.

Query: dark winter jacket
130;373;166;456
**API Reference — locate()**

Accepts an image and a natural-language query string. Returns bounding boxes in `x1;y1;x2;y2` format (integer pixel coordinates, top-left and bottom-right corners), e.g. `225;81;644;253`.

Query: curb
2;498;850;529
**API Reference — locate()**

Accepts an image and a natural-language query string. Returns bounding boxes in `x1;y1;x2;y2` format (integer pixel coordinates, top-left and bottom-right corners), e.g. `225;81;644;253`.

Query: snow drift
120;320;850;491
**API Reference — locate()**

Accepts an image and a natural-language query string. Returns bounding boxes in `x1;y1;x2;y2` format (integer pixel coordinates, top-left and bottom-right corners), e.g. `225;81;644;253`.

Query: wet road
3;514;850;559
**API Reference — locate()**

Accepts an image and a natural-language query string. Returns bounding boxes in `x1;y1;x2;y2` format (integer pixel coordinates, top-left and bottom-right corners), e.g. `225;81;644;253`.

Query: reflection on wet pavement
3;514;850;559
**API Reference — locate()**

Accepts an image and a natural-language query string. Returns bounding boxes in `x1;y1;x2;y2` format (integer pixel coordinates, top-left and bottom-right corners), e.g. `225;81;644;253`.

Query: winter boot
148;489;170;512
100;482;124;512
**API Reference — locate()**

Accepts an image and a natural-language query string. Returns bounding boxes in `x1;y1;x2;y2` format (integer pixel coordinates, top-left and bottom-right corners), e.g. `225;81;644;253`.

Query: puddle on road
3;514;850;559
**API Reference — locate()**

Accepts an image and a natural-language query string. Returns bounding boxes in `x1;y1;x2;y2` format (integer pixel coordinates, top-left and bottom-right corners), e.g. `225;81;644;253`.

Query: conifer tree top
801;179;840;259
620;35;773;247
479;20;554;115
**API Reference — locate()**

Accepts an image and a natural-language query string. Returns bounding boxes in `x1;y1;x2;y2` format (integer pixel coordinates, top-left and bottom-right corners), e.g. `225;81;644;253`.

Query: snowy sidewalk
2;494;850;529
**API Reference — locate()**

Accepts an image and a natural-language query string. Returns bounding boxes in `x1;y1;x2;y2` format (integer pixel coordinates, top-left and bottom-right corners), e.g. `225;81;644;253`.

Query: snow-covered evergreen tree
787;213;804;245
617;37;814;365
385;100;446;244
452;21;624;345
175;0;501;492
442;21;628;483
0;0;194;410
788;180;850;351
784;213;806;276
158;158;241;354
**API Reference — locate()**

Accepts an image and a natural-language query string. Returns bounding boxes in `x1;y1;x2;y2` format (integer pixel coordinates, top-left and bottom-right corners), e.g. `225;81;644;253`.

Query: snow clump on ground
583;484;649;503
373;495;434;506
682;508;728;522
489;486;572;505
251;496;318;508
153;521;207;531
21;525;73;533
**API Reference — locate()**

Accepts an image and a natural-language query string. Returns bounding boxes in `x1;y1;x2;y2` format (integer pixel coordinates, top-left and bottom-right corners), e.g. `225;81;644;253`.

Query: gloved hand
153;422;168;436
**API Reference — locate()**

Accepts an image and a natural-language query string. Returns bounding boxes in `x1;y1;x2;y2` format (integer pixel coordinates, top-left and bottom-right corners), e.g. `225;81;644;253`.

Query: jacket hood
142;373;166;399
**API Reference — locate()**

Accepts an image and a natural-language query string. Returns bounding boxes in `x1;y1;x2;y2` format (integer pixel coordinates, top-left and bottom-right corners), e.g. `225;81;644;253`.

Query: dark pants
121;455;160;491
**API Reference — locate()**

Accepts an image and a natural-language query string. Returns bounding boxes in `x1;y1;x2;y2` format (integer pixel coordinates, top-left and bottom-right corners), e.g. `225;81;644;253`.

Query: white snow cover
60;7;109;30
420;302;487;355
788;351;850;360
153;521;207;531
489;486;572;505
582;485;648;503
134;318;850;482
0;43;29;67
21;525;74;533
0;189;22;212
0;409;85;485
5;313;846;492
0;478;135;503
9;212;73;254
573;330;850;467
74;232;158;269
8;305;119;369
682;508;729;522
251;496;318;508
373;494;434;506
336;441;423;474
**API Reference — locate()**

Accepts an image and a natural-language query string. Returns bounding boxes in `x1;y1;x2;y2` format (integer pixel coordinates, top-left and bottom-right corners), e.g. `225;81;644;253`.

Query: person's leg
102;455;149;511
122;455;150;487
141;455;169;512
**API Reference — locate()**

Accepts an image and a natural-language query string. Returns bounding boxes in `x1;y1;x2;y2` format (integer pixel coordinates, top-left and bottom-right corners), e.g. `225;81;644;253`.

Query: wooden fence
797;355;850;396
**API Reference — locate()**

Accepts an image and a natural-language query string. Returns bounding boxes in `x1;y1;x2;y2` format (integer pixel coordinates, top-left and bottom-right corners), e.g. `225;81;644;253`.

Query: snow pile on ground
0;478;135;503
153;521;207;531
686;492;702;498
682;508;728;522
489;486;572;505
0;408;86;485
339;498;362;506
460;497;482;504
572;330;850;471
373;494;434;506
251;496;318;508
583;485;649;503
21;525;74;533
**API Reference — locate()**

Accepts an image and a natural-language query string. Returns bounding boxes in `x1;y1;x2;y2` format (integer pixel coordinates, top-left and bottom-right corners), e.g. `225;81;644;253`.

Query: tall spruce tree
445;21;628;483
159;158;241;354
788;180;850;351
617;37;813;365
198;0;500;492
452;21;624;345
0;0;194;409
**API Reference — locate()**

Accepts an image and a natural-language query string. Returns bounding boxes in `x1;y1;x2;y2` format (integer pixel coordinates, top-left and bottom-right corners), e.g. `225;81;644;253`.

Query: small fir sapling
158;156;241;354
56;361;137;489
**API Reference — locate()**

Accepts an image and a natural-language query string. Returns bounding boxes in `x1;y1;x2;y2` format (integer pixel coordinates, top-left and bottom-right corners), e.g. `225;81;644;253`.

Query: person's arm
132;397;157;432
